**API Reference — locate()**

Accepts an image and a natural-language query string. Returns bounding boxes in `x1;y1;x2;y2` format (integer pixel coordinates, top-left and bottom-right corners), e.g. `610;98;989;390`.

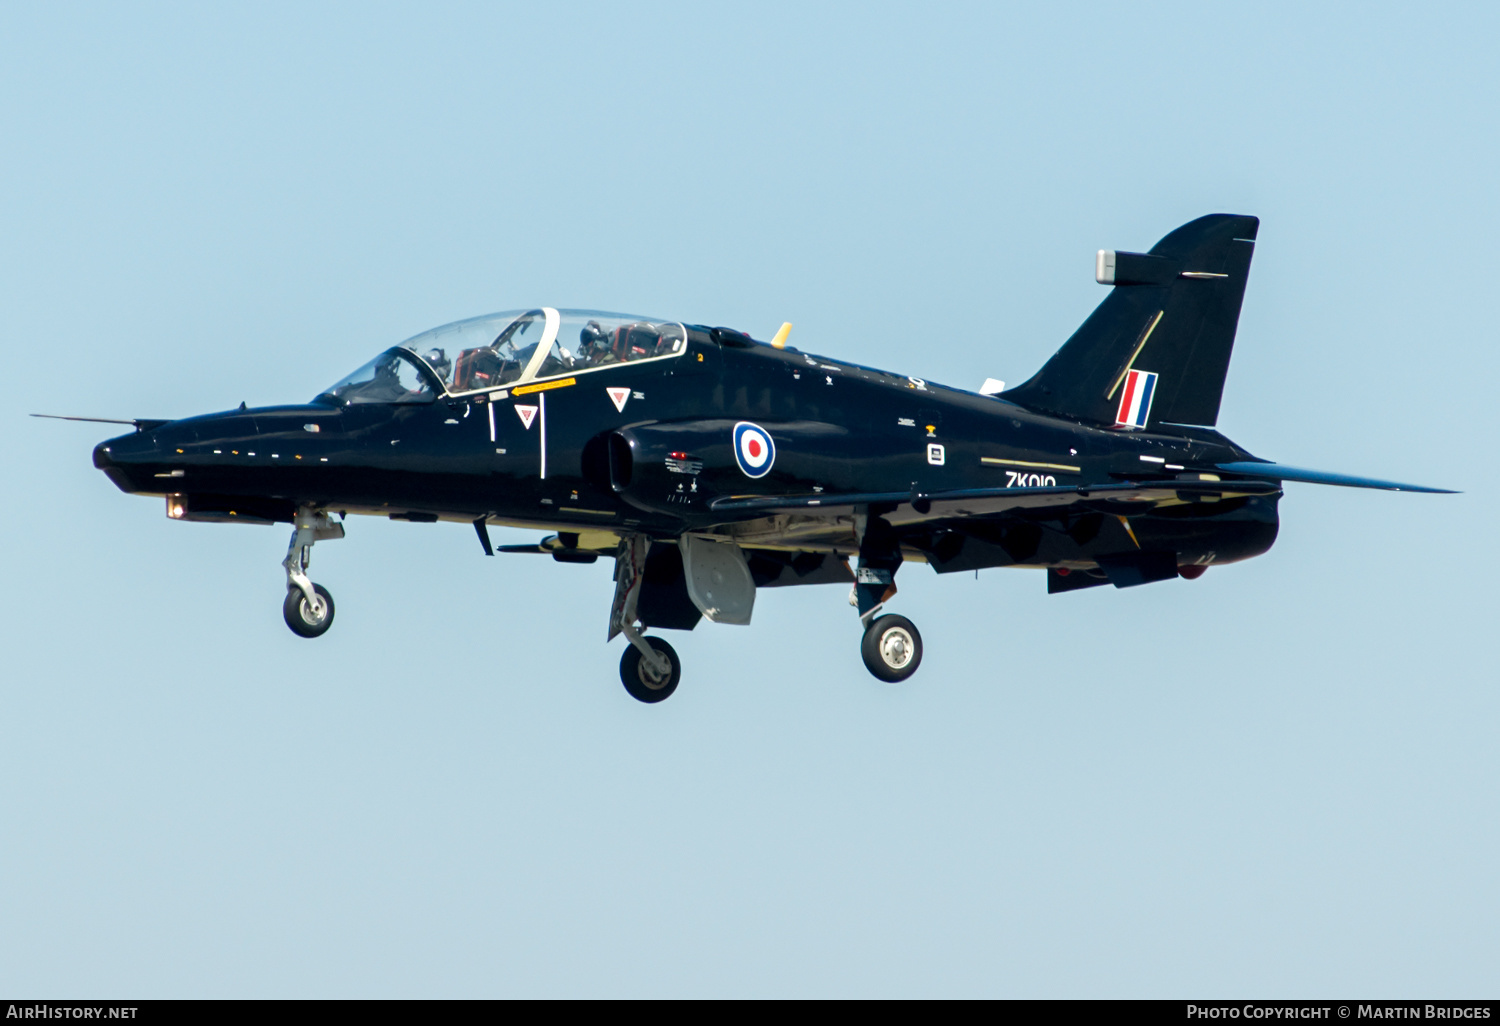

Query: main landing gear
609;535;685;703
619;636;681;703
861;613;923;682
281;507;344;639
605;527;926;702
852;513;923;683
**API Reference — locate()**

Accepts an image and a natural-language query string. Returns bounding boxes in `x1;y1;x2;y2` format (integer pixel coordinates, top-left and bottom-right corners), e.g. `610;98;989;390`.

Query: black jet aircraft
58;214;1451;703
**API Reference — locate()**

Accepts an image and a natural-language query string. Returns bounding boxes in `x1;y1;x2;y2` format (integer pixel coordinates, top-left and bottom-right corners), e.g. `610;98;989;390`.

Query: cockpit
317;308;688;405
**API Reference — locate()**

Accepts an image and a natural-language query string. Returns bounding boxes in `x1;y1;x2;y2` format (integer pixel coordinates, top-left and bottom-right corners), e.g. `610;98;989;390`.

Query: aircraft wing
708;478;1282;526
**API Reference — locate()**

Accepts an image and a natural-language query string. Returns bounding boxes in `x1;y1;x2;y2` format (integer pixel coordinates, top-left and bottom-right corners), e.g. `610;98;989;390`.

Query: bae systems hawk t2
54;215;1452;702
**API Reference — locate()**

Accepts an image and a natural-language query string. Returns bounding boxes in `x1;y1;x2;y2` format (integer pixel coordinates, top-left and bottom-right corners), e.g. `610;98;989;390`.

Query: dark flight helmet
580;320;612;361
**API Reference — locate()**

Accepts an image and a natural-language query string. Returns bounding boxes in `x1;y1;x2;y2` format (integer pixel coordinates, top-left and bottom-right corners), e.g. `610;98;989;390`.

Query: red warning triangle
606;387;630;413
514;404;538;429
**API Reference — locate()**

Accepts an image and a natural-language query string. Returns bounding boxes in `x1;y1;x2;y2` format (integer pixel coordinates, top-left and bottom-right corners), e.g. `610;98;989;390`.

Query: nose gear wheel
284;583;335;638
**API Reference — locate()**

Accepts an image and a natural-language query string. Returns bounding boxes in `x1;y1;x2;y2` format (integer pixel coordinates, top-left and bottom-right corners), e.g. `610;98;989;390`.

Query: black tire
283;583;335;639
619;636;681;703
861;613;922;682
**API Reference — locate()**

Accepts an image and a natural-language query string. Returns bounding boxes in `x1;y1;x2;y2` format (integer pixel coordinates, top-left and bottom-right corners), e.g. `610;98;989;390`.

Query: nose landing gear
281;507;344;639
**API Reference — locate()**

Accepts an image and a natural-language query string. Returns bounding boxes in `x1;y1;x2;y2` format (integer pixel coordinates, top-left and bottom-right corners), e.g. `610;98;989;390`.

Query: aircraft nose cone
92;439;118;469
94;430;155;467
93;429;159;494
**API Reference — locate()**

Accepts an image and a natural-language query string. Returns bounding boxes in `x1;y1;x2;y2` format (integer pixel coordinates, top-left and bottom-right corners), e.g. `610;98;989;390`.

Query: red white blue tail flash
1115;369;1158;428
733;422;775;478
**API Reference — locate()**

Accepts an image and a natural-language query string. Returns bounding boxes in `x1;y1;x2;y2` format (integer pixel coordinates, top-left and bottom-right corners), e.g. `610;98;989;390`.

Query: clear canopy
539;310;686;380
316;308;687;405
317;348;439;405
408;309;551;392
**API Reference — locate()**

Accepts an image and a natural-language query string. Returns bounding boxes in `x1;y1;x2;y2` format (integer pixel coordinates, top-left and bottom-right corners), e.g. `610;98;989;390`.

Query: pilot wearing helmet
423;347;452;385
578;320;616;367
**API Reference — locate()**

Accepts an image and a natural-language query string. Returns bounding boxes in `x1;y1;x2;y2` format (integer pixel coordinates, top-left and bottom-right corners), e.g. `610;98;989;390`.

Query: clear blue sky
2;1;1495;997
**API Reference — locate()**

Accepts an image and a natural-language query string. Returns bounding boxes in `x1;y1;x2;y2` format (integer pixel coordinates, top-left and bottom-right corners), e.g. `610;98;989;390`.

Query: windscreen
317;349;438;405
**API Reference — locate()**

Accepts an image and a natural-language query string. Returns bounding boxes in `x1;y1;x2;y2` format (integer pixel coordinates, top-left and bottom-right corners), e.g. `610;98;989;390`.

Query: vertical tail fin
1001;213;1259;429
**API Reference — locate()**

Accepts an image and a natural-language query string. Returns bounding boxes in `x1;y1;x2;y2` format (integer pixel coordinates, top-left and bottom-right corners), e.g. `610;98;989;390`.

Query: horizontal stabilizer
1216;461;1456;494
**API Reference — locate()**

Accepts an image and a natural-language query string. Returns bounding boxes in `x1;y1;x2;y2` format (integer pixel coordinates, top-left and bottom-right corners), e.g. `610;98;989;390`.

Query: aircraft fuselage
94;324;1279;578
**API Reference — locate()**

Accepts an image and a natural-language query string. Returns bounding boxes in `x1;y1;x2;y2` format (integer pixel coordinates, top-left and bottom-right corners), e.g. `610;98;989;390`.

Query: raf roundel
732;422;776;478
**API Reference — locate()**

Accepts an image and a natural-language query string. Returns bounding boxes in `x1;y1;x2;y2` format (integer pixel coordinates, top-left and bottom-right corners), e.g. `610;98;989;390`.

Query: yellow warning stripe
981;456;1081;473
1106;310;1165;400
512;377;576;396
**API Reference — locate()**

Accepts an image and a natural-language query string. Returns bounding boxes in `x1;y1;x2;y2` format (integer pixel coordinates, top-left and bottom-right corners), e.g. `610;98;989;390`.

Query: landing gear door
679;536;755;625
609;535;650;641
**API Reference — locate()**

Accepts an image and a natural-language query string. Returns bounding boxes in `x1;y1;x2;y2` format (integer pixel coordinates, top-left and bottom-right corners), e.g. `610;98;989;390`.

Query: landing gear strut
853;512;923;682
609;535;682;703
281;506;344;639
